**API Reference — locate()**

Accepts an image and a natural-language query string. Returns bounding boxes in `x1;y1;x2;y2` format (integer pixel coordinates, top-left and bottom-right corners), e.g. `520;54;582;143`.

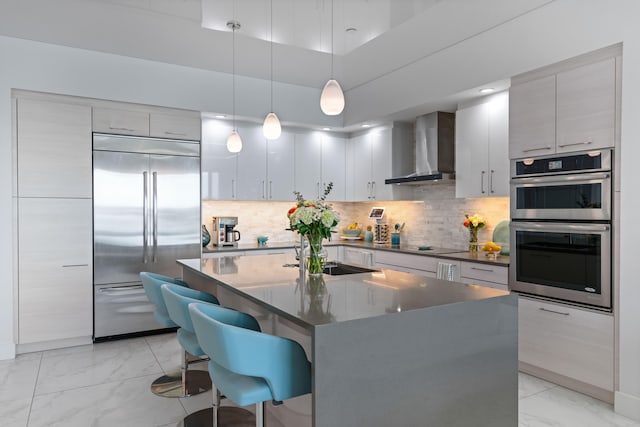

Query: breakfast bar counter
179;254;517;427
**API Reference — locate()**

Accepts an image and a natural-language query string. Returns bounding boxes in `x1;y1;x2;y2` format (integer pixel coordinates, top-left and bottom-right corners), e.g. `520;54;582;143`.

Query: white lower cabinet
374;251;460;280
343;247;375;267
17;198;93;344
460;262;508;291
518;296;614;394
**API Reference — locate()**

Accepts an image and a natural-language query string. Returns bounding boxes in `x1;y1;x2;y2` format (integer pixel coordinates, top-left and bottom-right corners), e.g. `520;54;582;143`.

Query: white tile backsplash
202;182;509;250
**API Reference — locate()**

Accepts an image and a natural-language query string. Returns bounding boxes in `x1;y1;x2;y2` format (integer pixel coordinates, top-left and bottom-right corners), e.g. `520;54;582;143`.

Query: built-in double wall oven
509;149;613;310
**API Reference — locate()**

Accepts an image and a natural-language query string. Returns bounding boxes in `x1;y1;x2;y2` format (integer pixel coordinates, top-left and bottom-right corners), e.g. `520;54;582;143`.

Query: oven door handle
511;171;610;185
512;222;610;233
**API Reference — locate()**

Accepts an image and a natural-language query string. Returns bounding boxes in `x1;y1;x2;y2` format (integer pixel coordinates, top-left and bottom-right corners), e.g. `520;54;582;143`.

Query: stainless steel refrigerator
93;133;201;340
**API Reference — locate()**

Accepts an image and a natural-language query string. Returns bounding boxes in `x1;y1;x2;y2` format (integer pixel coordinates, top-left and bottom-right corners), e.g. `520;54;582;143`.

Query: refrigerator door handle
152;171;158;263
142;171;148;264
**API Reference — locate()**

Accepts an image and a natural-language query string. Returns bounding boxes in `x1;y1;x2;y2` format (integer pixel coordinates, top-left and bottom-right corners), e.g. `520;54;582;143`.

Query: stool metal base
177;407;255;427
150;369;212;398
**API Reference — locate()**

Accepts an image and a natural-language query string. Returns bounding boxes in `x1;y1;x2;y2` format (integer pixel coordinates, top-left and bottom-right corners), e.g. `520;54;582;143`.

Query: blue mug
257;236;269;245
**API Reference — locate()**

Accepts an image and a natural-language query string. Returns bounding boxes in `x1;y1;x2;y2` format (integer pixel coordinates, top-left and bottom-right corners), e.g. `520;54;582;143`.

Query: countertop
202;239;510;266
179;254;510;329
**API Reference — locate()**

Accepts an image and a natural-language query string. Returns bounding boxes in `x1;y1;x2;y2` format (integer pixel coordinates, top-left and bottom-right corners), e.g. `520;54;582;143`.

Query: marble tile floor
1;333;638;427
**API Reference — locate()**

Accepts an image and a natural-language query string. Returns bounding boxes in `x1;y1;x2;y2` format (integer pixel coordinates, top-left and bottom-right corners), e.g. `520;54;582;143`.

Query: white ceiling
0;0;550;128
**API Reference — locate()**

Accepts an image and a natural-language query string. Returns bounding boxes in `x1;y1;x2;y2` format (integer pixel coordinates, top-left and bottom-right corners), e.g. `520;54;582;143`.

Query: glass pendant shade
263;112;282;139
226;130;242;153
320;79;345;115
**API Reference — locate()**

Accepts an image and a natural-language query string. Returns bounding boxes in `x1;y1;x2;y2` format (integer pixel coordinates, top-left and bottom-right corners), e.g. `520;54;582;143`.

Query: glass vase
305;232;327;277
469;228;479;253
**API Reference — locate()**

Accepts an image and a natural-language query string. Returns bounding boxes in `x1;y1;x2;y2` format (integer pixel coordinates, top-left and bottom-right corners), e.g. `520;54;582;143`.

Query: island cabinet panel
556;58;616;153
518;296;614;395
460;261;508;291
93;106;150;136
17;98;92;198
150;112;201;141
17;198;93;344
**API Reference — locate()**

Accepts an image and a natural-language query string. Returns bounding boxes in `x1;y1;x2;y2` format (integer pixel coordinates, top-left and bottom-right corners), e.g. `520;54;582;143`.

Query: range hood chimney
385;111;455;184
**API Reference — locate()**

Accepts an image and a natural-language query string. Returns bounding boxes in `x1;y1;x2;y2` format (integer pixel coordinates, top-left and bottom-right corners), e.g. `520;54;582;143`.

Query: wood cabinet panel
519;297;613;391
150;112;201;141
18;198;93;343
93;107;149;136
556;58;616;152
509;75;556;159
17;98;92;198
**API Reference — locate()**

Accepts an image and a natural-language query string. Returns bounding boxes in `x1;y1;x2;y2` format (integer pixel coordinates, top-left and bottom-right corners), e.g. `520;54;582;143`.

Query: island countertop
178;254;510;330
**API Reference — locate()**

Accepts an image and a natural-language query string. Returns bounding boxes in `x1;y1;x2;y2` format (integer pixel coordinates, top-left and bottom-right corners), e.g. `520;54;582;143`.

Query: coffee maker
212;216;241;246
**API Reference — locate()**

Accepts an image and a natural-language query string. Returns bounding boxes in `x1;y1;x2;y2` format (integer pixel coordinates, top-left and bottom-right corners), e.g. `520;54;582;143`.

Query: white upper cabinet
294;132;346;201
294;132;322;199
93;107;150;137
456;92;509;198
556;58;616;153
201;119;237;200
236;124;269;200
150;112;201;141
17;98;92;198
321;134;347;201
510;47;619;159
347;127;393;201
267;132;295;201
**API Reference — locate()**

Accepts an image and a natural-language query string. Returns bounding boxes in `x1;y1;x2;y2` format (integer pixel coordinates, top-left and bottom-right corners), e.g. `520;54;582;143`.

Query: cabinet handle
481;171;486;194
109;126;136;132
317;182;320;199
62;264;89;268
367;182;372;199
471;266;494;272
522;146;552;153
164;131;187;137
371;181;376;199
490;170;495;194
262;180;266;199
231;179;236;199
558;140;593;148
269;181;273;199
539;307;570;316
142;171;148;264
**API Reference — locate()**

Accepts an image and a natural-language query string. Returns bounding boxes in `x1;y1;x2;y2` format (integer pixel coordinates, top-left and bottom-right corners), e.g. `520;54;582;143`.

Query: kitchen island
180;254;517;427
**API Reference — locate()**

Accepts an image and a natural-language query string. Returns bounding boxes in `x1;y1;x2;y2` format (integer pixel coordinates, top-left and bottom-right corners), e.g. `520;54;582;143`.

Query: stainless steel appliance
509;149;613;309
93;133;201;339
212;216;240;246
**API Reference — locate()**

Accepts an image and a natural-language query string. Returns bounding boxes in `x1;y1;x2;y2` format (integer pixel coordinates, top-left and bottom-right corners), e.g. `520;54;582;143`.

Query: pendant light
226;19;243;153
262;0;281;139
320;0;345;116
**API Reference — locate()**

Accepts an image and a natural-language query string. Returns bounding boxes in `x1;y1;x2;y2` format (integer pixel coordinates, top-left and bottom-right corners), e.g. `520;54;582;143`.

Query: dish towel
436;262;459;281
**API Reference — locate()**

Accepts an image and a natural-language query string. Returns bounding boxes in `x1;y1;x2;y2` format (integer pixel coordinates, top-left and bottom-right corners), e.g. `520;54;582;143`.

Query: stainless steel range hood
385;112;455;185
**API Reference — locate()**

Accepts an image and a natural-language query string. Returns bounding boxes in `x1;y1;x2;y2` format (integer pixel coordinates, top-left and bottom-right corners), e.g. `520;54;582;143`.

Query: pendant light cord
270;0;274;111
330;0;334;78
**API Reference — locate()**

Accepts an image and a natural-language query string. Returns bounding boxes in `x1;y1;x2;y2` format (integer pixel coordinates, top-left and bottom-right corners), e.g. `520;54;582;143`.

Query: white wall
2;0;640;420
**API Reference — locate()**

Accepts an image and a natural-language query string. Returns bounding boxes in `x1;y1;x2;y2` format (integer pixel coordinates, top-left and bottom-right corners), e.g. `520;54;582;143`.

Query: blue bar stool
162;284;257;427
140;272;212;398
189;302;312;427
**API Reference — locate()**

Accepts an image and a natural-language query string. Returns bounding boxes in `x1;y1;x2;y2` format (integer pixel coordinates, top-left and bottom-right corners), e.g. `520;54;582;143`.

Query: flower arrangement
463;214;486;231
463;214;486;253
287;183;340;275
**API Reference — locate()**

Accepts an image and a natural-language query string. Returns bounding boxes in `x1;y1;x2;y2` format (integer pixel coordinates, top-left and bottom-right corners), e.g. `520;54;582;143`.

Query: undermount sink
282;262;378;276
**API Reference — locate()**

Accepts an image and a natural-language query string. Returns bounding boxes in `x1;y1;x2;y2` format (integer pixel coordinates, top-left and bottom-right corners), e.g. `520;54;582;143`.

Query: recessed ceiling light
479;88;494;94
215;114;226;119
362;124;371;128
322;127;331;131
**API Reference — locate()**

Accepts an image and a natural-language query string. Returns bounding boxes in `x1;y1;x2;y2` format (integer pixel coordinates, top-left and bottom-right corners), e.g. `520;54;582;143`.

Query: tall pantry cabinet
14;94;93;348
